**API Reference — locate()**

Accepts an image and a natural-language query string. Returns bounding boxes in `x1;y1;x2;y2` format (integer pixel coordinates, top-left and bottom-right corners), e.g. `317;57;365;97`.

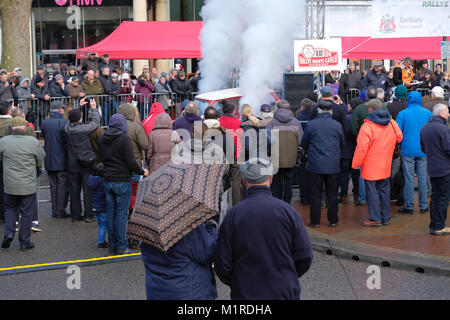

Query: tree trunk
0;0;33;77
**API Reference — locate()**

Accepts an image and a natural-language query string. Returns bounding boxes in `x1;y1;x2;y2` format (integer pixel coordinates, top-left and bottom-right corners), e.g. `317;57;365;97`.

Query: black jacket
64;109;101;173
172;78;193;101
387;98;408;120
100;128;145;182
49;82;70;97
325;72;349;102
420;116;450;178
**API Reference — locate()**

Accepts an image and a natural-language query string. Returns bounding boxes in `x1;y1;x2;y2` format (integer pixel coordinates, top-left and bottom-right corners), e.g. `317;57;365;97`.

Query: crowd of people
324;57;450;103
0;52;201;127
0;54;448;300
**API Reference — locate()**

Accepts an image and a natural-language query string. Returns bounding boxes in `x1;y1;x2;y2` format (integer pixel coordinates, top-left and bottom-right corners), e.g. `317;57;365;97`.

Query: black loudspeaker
282;73;314;111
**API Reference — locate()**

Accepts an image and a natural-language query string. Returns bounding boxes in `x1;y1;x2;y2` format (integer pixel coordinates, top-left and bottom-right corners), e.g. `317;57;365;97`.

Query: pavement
292;193;450;277
0;174;449;279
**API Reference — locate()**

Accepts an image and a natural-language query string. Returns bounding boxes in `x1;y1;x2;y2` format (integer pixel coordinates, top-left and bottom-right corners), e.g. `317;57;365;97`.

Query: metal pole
444;36;447;72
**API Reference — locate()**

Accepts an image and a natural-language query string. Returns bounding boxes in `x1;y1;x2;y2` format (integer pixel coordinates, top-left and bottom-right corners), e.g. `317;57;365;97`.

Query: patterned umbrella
127;160;228;252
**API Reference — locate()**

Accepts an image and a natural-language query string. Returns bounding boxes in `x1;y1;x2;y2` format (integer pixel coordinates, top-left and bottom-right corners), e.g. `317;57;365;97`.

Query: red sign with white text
298;45;339;68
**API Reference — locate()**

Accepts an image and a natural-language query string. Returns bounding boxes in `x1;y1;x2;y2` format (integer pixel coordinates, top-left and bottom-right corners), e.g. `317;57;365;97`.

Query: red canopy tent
76;21;443;61
76;21;203;60
342;36;443;60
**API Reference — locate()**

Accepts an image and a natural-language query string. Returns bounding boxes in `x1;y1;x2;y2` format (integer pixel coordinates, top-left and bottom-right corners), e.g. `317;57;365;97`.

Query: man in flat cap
301;101;345;228
0;116;45;251
214;158;313;300
41;101;70;219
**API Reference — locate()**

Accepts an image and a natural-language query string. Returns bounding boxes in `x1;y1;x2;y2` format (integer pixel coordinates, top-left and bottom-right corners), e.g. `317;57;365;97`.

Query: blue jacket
87;175;106;212
396;91;432;157
41;112;69;171
214;186;313;300
420;116;450;178
362;69;388;90
311;100;350;134
300;113;345;174
296;109;314;131
173;114;203;138
140;224;218;300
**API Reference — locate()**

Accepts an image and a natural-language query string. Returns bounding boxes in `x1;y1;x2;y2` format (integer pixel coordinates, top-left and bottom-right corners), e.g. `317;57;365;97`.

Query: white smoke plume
199;0;306;113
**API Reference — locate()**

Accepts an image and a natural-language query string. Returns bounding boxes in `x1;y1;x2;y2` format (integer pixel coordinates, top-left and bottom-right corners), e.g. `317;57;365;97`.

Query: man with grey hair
214;158;313;299
301;101;344;227
173;101;202;139
423;86;449;114
363;60;388;91
376;88;385;102
49;74;70;98
420;103;450;235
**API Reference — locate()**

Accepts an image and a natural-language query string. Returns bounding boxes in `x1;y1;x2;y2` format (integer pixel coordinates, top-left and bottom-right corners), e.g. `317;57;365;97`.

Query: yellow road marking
0;253;142;272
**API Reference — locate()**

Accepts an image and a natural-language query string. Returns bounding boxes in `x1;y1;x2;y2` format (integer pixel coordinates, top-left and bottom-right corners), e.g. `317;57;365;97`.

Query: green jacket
0;116;13;138
350;102;390;136
0;132;45;195
81;78;104;104
117;103;148;164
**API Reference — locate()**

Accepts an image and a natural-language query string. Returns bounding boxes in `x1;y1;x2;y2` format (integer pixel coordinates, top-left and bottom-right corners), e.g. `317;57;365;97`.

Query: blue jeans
358;175;366;203
429;174;450;232
402;156;428;210
365;179;391;223
102;101;119;126
94;211;108;244
104;182;132;251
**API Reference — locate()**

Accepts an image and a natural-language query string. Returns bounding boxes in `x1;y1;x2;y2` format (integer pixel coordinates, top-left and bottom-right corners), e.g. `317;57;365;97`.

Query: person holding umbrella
127;141;228;299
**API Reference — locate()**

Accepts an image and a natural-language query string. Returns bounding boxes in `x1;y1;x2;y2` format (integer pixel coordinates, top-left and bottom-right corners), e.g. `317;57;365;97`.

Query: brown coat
117;103;148;164
147;113;174;174
67;83;85;99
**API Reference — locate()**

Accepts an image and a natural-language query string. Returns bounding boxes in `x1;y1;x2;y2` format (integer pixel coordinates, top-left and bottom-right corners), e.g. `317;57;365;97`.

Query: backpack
67;128;96;168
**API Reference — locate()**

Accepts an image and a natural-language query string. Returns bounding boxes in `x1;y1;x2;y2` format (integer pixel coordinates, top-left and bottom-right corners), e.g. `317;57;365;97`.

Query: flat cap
240;158;274;184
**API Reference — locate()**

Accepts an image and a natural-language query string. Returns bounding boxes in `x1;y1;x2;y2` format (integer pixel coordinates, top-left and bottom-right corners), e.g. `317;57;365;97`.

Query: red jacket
219;115;243;160
142;102;166;136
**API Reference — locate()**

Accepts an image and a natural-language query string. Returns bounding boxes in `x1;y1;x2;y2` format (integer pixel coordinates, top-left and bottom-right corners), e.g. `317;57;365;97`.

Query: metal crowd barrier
416;88;431;97
9;92;195;130
346;89;361;104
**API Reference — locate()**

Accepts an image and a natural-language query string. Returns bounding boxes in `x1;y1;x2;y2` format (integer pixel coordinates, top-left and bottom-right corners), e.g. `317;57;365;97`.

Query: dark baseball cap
260;104;273;113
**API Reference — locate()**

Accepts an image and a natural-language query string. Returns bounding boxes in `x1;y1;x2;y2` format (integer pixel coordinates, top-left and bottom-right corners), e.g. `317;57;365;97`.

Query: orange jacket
352;110;403;181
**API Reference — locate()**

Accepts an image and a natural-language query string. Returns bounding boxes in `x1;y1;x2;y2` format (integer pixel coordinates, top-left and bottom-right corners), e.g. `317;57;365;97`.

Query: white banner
294;39;343;72
368;0;449;37
323;0;450;38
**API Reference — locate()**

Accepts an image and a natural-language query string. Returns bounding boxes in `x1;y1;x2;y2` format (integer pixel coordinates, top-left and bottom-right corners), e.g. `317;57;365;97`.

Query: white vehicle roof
194;88;244;102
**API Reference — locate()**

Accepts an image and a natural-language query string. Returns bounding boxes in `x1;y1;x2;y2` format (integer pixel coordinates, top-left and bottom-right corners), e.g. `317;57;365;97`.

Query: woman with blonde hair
240;104;271;161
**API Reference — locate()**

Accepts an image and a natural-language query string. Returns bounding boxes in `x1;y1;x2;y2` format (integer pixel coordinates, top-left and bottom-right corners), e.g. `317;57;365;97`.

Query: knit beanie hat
359;89;367;102
69;109;82;123
395;85;408;99
36;75;44;84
